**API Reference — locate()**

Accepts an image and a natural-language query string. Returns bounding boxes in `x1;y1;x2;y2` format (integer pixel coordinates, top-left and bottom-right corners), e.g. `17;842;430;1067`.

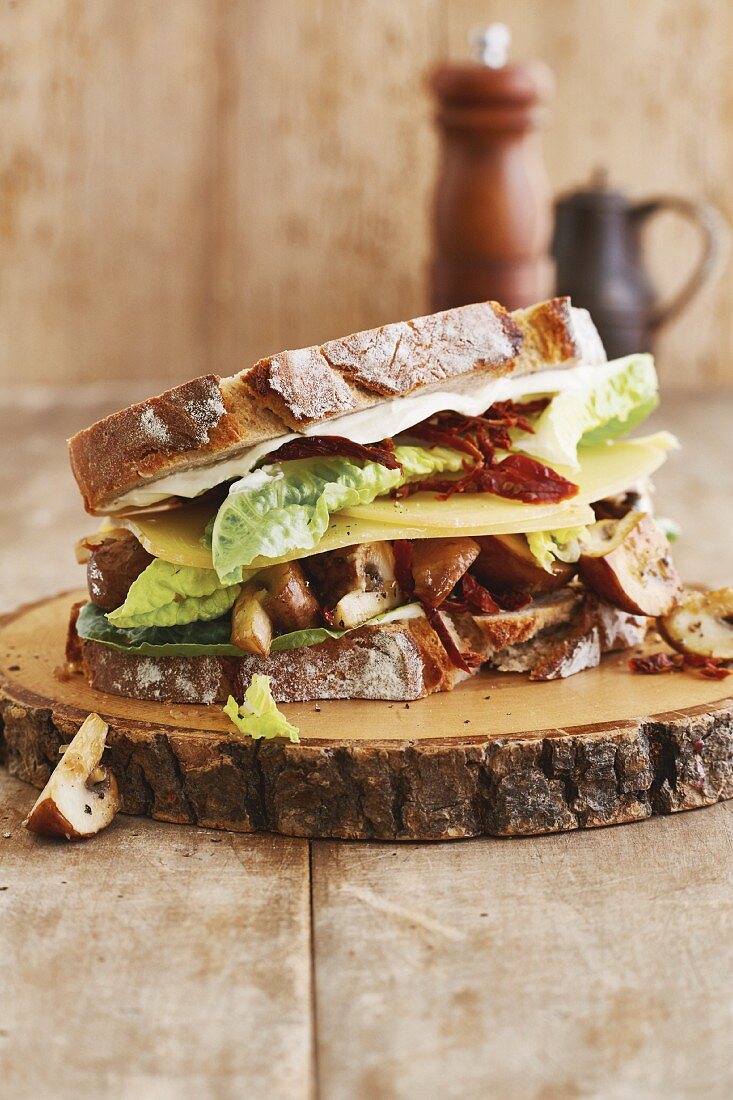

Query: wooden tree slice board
1;591;732;840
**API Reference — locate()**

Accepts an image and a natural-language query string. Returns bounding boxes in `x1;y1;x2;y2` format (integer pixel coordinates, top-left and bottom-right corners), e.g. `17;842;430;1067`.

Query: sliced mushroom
305;542;402;630
592;478;655;520
659;587;733;660
258;562;320;633
579;514;682;616
577;511;643;558
86;535;153;611
24;713;120;840
473;533;575;595
231;584;273;655
411;537;480;607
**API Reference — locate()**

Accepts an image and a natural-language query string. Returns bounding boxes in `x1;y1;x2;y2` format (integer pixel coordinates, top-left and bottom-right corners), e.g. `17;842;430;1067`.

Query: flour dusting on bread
68;298;605;513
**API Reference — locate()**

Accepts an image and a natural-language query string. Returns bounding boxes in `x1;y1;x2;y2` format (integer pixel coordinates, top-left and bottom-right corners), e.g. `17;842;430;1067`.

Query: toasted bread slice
490;597;649;680
68;297;605;514
491;602;602;680
462;588;583;654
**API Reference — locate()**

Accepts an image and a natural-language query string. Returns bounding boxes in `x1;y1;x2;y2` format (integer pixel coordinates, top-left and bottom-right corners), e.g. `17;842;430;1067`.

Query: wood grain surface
0;770;313;1100
1;392;732;1097
1;0;732;392
311;809;733;1099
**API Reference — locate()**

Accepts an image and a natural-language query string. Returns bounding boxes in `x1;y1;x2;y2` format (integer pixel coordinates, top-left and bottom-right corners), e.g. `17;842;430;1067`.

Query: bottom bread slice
74;595;649;705
79;619;463;704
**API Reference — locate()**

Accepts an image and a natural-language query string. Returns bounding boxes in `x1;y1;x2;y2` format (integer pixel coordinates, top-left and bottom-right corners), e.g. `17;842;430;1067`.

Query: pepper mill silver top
470;23;511;69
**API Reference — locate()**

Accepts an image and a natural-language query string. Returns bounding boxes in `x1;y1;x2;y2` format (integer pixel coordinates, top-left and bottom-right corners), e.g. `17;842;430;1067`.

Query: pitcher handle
631;196;729;330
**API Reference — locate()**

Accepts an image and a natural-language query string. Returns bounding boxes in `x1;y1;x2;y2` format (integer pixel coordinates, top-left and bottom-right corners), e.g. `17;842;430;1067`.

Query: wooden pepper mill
429;25;554;312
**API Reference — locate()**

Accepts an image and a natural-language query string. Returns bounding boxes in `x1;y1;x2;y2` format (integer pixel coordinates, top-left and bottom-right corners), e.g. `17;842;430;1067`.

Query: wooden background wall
1;0;732;392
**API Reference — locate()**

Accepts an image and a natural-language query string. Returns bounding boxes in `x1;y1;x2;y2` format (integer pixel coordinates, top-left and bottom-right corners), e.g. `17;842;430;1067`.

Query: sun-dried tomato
678;652;730;678
461;573;501;614
490;397;550;419
475;425;496;464
629;651;731;679
403;404;578;503
474;454;579;504
268;435;402;470
629;652;683;674
697;663;731;680
321;606;338;628
492;590;533;611
408;424;483;465
681;653;716;669
487;399;550;435
423;604;483;674
442;598;469;613
449;575;533;615
397;473;481;500
392;539;415;598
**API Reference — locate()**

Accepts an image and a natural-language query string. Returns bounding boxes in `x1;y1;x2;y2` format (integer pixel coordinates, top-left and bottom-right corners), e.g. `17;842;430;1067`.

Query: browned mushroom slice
473;533;575;595
579;514;682;617
411;537;480;607
659;587;733;660
231;584;273;655
592;479;655;520
305;542;402;629
25;714;121;840
258;562;320;633
86;535;153;611
231;562;320;654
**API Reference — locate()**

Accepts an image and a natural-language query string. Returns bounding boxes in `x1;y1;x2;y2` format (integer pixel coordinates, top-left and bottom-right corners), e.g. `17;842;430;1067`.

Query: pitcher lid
556;169;628;212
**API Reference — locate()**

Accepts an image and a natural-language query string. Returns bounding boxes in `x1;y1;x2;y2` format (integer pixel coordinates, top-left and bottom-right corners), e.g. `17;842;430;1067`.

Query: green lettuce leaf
211;445;467;584
77;600;425;657
512;354;659;469
107;558;241;629
224;676;300;743
77;600;246;655
526;526;589;573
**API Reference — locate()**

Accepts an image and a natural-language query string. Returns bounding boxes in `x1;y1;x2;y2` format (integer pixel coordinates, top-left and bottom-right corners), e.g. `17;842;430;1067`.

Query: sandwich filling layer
74;350;680;681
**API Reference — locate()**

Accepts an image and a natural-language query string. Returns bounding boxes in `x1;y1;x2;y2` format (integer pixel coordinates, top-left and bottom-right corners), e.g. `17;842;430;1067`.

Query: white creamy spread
110;360;604;511
228;466;284;495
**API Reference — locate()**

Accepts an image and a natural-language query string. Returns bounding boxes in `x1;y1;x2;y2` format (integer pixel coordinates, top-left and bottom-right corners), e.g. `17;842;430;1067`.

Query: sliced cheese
115;500;596;571
115;502;214;569
341;433;677;529
113;433;675;571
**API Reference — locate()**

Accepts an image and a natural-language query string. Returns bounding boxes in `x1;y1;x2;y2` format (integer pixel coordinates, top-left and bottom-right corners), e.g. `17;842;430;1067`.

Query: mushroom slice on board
24;713;120;840
579;514;682;617
659;587;733;660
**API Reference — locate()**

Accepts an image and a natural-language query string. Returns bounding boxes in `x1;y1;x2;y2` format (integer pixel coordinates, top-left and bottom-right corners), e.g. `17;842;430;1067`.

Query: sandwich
66;296;687;707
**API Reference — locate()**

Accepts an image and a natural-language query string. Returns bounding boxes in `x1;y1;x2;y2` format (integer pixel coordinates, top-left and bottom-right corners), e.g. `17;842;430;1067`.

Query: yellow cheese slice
341;433;677;529
112;432;675;570
114;501;596;571
114;502;215;570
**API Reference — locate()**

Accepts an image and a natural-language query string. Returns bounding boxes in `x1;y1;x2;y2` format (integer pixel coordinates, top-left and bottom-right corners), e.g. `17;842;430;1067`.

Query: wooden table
2;388;732;1100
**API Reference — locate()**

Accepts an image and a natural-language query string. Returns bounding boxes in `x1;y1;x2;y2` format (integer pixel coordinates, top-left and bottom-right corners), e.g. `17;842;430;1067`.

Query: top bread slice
68;297;606;514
